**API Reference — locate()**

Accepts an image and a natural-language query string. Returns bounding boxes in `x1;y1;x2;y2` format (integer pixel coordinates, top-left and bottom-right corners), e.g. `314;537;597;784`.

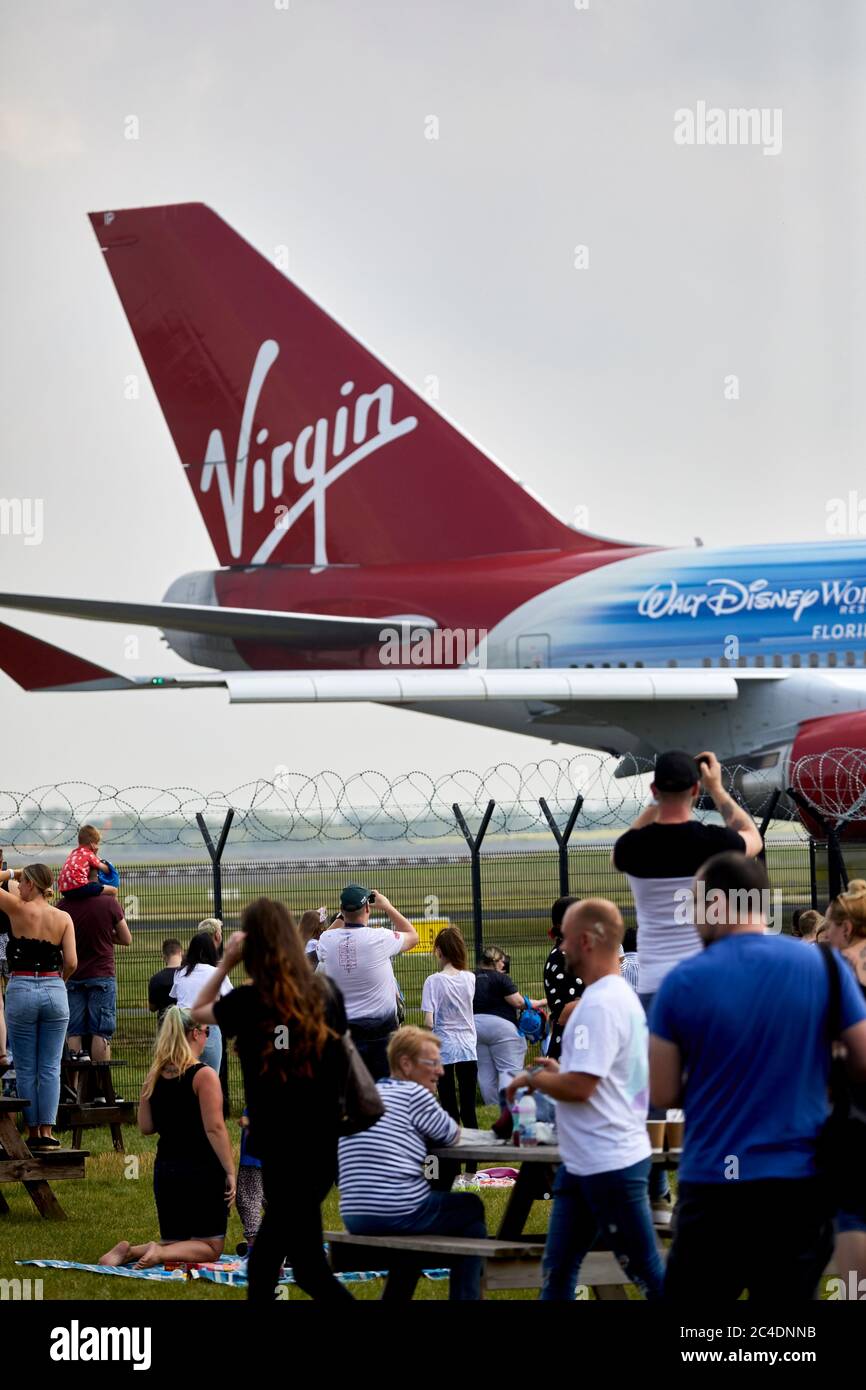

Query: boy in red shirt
57;825;118;899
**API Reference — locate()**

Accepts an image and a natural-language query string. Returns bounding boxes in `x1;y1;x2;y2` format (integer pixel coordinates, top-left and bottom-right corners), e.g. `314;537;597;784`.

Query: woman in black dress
191;897;353;1303
99;1006;235;1268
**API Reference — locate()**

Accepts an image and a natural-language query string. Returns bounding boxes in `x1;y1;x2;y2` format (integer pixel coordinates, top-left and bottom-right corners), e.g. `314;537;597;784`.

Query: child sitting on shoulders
57;824;118;899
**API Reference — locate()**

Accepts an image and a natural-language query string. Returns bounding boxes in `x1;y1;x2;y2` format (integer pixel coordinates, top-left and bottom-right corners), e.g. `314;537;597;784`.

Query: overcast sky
1;0;864;801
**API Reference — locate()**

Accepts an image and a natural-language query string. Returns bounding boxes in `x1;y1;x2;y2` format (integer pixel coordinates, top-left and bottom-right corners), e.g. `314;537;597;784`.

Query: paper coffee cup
646;1120;666;1150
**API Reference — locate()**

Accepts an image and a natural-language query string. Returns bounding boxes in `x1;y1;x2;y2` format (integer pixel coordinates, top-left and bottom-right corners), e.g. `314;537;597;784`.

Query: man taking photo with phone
316;885;418;1081
612;750;763;1207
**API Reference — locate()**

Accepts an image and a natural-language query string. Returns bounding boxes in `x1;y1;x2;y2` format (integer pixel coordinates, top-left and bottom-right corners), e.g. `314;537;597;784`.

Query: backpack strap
817;942;841;1047
817;942;846;1108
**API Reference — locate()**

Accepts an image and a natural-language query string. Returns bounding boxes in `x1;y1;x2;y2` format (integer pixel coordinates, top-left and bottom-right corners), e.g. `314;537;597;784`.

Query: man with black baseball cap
614;751;762;1002
613;749;762;1206
316;885;418;1081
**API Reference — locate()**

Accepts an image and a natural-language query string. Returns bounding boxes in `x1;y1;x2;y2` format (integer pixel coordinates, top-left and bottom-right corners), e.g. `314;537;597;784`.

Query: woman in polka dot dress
543;896;585;1062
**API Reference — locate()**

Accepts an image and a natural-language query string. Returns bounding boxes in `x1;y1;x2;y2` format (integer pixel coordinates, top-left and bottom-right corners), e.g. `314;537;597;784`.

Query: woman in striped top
338;1025;487;1300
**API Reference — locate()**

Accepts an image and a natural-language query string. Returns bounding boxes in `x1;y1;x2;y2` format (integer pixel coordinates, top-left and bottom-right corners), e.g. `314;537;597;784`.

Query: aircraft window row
564;653;864;669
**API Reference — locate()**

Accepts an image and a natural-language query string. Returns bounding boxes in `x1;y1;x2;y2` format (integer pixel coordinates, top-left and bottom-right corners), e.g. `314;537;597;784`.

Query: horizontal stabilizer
0;622;137;692
0;593;432;646
0;624;794;704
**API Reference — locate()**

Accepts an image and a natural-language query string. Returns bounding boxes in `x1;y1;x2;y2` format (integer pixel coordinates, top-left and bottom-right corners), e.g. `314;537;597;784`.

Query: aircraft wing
0;592;433;647
0;622;759;700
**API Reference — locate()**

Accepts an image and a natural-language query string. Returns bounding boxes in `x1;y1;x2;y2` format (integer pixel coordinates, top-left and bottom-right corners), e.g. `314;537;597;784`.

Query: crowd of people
0;825;131;1148
2;748;866;1303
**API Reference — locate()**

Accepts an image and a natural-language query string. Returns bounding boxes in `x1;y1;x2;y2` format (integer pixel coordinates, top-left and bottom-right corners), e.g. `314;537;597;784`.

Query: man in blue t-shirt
650;851;866;1301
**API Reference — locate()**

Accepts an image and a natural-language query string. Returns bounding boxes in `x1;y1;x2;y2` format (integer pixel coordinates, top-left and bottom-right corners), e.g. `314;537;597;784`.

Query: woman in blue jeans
338;1025;487;1300
0;862;77;1148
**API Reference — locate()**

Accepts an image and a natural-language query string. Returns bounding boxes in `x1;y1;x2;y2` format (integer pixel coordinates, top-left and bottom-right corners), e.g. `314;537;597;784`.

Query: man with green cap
317;885;418;1080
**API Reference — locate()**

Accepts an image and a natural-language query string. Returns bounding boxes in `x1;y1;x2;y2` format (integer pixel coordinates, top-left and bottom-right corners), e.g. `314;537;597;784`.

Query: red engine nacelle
789;713;866;841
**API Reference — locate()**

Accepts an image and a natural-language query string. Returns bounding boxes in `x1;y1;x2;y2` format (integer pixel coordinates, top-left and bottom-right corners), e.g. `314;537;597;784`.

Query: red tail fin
90;203;599;568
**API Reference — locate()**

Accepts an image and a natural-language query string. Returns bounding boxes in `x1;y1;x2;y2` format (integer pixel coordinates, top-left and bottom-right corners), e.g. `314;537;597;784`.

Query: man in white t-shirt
317;884;418;1080
507;898;664;1301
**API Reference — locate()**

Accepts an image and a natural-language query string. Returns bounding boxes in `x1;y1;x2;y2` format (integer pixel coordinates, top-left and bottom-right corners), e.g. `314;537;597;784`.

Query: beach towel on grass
17;1256;449;1285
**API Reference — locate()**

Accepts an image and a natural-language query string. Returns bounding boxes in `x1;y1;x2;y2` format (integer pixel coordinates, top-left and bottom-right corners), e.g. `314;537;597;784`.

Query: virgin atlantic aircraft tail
88;203;615;570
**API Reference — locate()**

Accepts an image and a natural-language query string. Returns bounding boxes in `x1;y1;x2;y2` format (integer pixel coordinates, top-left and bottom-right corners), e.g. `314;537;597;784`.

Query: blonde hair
141;1006;200;1099
827;880;866;942
21;863;54;900
78;824;100;847
388;1024;441;1074
198;917;222;935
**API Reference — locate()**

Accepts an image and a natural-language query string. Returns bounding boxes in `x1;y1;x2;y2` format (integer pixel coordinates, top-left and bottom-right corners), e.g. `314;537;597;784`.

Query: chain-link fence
11;835;825;1107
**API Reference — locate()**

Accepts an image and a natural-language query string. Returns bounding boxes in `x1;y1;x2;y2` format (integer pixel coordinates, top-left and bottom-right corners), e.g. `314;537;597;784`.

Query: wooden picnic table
327;1144;679;1299
428;1140;679;1297
58;1057;136;1152
0;1097;89;1220
431;1142;679;1241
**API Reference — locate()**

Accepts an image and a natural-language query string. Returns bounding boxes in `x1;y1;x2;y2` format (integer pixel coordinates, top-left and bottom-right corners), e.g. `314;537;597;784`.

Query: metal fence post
808;837;818;911
538;795;584;896
195;809;235;920
453;800;495;963
826;824;848;901
786;787;847;905
757;787;782;864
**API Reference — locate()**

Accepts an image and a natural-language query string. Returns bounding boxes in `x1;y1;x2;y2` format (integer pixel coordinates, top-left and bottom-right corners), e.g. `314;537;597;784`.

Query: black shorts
153;1156;228;1242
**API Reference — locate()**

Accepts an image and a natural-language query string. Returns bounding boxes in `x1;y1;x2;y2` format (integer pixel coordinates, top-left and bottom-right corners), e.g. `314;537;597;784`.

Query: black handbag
815;944;866;1209
337;1032;385;1137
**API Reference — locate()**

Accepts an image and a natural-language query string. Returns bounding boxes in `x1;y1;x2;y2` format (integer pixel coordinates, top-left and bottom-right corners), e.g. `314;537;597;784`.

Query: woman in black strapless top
0;862;76;1148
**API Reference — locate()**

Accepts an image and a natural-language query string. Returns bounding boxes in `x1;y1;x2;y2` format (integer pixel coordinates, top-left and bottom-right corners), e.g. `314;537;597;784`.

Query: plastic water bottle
512;1088;538;1147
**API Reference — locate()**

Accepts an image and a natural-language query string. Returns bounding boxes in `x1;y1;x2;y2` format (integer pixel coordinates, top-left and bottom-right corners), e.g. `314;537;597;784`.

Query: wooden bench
325;1231;641;1298
58;1058;136;1152
0;1098;89;1220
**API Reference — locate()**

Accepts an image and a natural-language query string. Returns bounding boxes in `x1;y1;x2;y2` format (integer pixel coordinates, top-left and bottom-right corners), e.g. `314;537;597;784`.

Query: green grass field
0;1121;844;1302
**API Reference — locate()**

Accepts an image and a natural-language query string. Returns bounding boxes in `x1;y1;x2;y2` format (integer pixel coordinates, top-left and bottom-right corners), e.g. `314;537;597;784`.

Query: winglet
0;622;135;692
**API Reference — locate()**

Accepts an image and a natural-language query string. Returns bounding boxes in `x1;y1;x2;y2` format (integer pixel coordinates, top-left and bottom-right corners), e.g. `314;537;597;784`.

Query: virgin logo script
200;340;418;565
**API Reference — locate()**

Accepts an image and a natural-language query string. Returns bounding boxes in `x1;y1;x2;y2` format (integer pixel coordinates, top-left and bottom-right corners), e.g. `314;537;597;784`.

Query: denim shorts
66;977;117;1038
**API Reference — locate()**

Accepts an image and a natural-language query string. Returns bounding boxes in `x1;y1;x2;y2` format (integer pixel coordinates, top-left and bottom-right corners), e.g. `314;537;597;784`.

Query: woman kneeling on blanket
99;1006;236;1269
